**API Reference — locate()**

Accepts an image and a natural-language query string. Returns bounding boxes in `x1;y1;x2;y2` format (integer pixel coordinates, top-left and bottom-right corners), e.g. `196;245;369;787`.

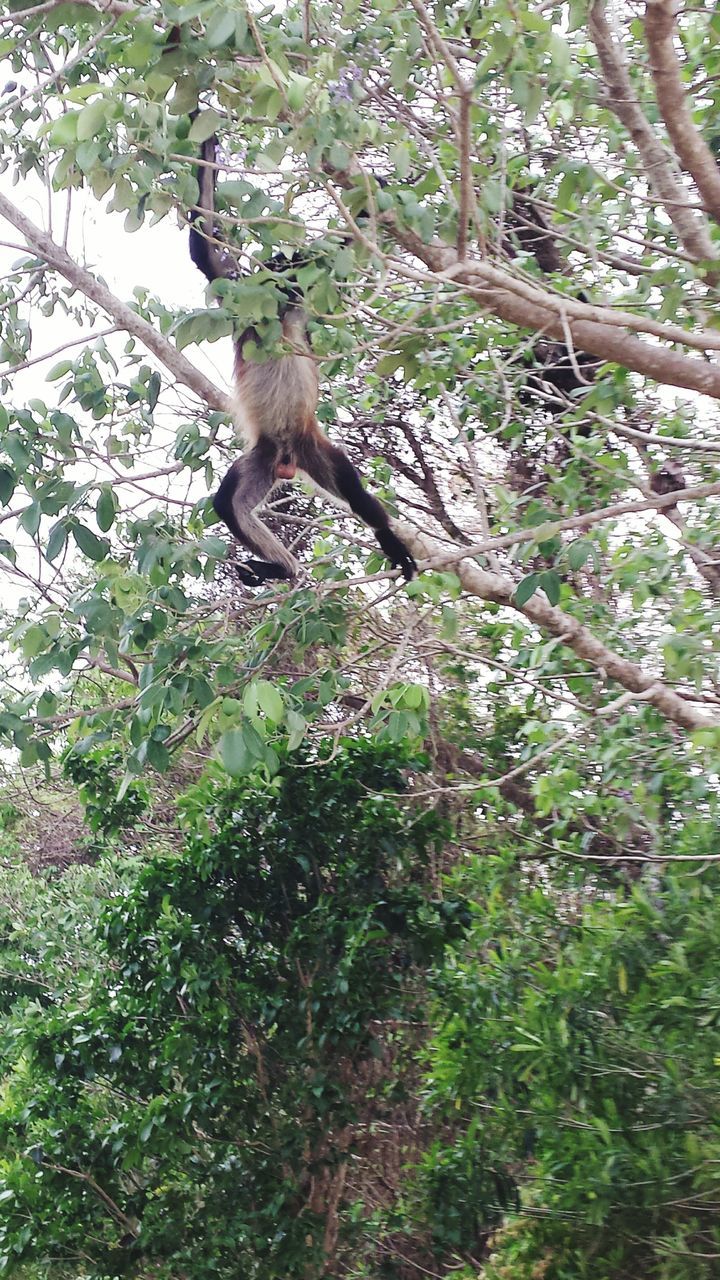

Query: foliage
422;854;720;1279
62;745;148;840
0;0;717;783
1;2;720;1276
0;741;469;1279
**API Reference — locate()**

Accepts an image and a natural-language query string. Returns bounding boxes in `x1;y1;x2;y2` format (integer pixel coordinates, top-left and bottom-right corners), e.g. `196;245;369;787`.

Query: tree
0;741;469;1278
0;0;717;795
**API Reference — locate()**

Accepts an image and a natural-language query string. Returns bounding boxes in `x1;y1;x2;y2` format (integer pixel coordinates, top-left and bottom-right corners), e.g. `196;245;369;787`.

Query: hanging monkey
189;133;417;587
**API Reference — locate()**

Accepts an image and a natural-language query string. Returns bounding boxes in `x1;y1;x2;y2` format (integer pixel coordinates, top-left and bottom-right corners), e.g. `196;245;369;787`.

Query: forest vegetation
0;1;719;1277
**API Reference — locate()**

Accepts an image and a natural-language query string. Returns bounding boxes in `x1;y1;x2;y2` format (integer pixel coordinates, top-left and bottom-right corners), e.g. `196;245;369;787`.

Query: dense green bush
0;742;467;1279
422;855;720;1279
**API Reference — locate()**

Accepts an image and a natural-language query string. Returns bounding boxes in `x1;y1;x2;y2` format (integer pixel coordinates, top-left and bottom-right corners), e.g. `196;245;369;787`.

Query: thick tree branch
0;190;231;416
588;0;718;275
389;240;720;400
325;170;720;399
397;523;719;733
644;0;720;225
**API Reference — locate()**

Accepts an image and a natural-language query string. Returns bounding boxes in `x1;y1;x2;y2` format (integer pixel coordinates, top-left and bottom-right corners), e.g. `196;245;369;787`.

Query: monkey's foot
375;529;417;582
234;559;293;588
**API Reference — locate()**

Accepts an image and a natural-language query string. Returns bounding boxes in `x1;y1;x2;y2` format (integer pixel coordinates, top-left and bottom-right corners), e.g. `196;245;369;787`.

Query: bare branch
393;243;720;399
434;480;720;562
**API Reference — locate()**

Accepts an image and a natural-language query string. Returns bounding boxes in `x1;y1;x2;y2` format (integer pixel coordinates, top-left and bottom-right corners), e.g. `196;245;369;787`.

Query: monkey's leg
298;437;417;581
213;440;300;586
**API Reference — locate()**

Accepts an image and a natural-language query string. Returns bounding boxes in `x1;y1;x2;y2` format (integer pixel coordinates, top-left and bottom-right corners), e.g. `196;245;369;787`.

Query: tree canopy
0;0;719;781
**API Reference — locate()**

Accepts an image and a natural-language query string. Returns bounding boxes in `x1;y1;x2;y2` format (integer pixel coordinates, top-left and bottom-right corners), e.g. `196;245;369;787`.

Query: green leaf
72;523;110;561
568;539;592;571
540;570;561;606
390;51;411;92
20;502;41;538
46;521;67;562
77;100;108;142
189;109;222;143
96;486;117;532
147;371;161;411
255;680;284;724
48;113;79;146
206;10;236;48
514;573;541;607
391;142;412;180
5;433;31;472
286;708;306;751
219;730;252;777
287;73;312;111
0;466;15;505
168;75;198;116
46;360;73;381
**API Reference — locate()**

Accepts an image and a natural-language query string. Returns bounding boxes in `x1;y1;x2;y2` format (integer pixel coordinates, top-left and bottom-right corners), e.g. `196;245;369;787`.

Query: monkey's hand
375;529;417;582
235;559;294;588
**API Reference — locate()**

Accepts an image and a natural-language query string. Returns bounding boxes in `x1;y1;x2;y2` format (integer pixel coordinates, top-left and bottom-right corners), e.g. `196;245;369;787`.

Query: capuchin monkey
189;132;417;587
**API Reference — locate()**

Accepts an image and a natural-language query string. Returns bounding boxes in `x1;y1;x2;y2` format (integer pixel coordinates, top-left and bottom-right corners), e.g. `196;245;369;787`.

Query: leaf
49;112;79;146
0;466;15;505
391;142;412;180
514;573;541;607
147;371;161;411
168;75;198;116
20;502;41;538
540;570;561;606
21;624;47;659
255;680;284;723
77;100;107;142
568;539;592;571
5;433;31;472
390;51;410;92
46;521;67;562
403;684;427;709
287;73;312;111
189;109;222;143
72;523;110;561
46;360;73;381
219;730;252;777
286;708;306;751
206;9;236;48
96;486;117;533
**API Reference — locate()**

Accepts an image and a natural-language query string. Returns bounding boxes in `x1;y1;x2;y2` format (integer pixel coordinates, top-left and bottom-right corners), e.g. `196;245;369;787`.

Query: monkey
188;133;417;587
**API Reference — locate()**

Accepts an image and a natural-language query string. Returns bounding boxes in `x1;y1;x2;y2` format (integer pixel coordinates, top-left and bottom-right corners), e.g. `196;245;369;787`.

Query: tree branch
644;0;720;225
0;190;231;416
397;522;720;733
588;0;718;275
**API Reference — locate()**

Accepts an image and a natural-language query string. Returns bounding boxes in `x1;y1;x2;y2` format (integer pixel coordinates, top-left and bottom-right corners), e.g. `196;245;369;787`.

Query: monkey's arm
298;436;417;580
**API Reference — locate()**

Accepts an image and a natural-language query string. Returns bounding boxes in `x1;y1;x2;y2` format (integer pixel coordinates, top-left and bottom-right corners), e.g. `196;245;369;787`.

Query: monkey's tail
188;134;221;283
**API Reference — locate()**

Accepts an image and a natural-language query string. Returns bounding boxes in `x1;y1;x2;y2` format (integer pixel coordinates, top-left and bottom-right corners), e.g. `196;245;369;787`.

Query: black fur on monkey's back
189;127;417;587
